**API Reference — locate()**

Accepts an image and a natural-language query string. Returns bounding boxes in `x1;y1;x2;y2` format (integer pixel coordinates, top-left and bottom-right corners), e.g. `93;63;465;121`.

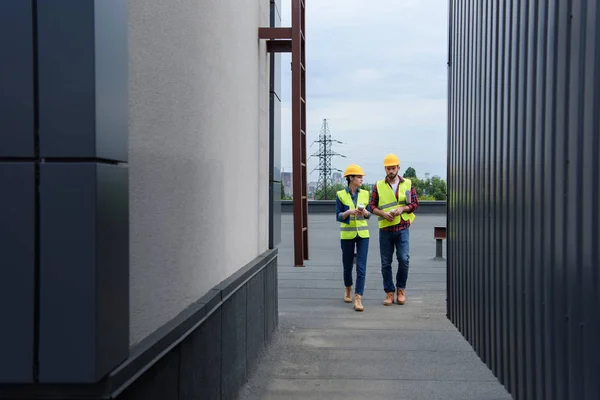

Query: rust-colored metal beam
259;1;308;267
291;0;308;267
266;40;292;53
258;27;292;40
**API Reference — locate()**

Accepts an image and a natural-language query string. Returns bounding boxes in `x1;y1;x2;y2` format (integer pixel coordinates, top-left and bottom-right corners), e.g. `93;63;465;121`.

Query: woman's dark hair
346;176;352;185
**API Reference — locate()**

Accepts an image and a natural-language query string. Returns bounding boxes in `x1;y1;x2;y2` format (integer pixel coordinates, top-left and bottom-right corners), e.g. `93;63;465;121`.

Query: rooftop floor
240;213;511;400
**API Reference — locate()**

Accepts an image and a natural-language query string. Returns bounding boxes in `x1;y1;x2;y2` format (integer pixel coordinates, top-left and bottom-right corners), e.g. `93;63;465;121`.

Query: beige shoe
354;294;364;312
344;286;352;303
396;288;406;305
383;292;394;306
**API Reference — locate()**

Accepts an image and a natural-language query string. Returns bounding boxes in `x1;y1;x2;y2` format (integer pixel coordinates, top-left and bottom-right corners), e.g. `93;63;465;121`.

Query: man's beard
387;172;397;180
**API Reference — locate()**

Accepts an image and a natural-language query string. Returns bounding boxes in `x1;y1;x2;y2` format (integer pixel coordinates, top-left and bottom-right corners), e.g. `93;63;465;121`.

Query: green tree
314;183;345;200
403;167;417;178
401;166;448;200
280;182;285;200
360;183;373;192
429;176;447;200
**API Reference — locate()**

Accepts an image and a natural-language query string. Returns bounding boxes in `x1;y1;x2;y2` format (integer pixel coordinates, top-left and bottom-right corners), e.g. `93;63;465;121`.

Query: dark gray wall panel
119;349;180;400
0;163;35;383
247;270;266;372
0;1;35;157
221;287;247;400
265;257;276;344
95;163;130;377
37;0;128;161
39;163;129;383
447;1;600;399
178;310;221;400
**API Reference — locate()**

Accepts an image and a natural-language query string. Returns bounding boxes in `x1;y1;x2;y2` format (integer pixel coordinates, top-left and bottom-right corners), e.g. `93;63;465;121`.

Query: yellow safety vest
337;189;371;240
376;178;416;228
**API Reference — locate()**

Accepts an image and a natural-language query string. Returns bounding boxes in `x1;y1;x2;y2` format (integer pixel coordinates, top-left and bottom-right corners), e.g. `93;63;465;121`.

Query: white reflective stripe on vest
340;226;369;231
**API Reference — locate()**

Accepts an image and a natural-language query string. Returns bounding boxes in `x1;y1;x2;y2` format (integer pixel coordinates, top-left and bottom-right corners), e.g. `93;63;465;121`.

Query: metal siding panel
523;2;537;399
553;1;570;398
471;0;480;356
452;0;599;396
93;0;129;162
483;0;492;368
462;0;470;344
567;2;584;399
507;0;519;393
494;0;505;383
37;0;128;162
0;0;35;158
448;0;457;326
479;0;487;365
37;0;96;158
499;0;511;387
477;0;485;362
533;1;548;397
0;163;35;383
515;2;528;398
39;163;97;383
543;2;559;398
467;0;475;349
455;0;462;335
39;163;129;383
585;4;600;398
581;2;600;396
459;0;465;336
95;163;129;378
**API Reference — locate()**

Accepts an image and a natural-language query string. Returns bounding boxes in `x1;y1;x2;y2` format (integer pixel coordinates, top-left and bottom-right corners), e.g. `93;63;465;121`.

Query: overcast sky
279;0;449;183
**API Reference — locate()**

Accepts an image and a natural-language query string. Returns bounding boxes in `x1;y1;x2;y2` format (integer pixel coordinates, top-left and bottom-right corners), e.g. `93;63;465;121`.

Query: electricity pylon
309;119;345;200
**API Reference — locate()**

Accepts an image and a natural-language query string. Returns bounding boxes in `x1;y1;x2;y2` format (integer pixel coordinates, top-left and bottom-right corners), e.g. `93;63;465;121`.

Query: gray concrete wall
128;0;272;345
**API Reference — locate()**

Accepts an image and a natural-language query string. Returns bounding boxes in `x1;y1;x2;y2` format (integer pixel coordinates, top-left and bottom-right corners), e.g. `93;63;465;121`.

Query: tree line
303;167;447;201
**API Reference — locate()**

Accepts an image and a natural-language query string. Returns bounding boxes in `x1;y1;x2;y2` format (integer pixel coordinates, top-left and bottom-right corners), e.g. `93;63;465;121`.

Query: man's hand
383;211;395;222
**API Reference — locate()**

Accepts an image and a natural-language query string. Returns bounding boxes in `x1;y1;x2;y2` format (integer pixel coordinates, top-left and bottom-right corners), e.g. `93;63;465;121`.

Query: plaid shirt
369;176;419;231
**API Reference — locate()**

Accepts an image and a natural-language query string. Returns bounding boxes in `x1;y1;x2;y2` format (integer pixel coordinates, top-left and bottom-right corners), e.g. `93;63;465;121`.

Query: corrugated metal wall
447;1;600;399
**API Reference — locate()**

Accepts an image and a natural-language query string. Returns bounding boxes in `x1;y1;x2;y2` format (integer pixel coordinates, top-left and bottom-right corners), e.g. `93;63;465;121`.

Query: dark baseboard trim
0;248;279;400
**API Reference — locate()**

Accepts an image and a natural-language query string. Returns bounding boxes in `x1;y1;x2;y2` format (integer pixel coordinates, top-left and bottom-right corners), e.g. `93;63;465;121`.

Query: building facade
0;0;282;398
447;1;600;399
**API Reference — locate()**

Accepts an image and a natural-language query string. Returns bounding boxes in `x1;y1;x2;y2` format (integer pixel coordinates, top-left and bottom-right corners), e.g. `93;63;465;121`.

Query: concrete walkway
240;213;511;400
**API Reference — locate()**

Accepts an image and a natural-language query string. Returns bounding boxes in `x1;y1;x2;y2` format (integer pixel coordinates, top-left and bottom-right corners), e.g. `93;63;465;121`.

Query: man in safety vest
335;164;372;312
369;154;419;306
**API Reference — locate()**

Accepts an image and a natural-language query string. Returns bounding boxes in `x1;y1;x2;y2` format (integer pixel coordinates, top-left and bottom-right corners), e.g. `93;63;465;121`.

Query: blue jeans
340;237;369;296
379;229;410;292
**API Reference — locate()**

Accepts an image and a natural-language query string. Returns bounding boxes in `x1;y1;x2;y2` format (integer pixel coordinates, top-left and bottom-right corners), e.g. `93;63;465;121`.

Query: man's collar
385;175;405;184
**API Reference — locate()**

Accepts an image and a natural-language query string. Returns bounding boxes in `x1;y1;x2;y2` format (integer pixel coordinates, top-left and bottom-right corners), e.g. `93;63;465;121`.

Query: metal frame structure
259;0;308;267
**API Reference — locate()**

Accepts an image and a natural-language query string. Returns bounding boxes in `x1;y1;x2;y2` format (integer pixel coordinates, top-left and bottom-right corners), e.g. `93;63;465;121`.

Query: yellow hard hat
383;153;400;167
343;164;365;177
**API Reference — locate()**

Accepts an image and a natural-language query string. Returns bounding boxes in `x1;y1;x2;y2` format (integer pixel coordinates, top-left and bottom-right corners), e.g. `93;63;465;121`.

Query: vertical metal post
291;0;308;267
435;239;443;259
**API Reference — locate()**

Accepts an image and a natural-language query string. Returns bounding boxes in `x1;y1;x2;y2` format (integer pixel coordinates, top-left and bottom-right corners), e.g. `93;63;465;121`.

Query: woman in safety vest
335;164;372;311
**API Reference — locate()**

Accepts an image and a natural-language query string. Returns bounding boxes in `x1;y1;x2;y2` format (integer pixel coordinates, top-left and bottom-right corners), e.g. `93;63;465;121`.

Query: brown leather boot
396;288;406;305
354;294;364;312
344;286;352;303
383;292;394;306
